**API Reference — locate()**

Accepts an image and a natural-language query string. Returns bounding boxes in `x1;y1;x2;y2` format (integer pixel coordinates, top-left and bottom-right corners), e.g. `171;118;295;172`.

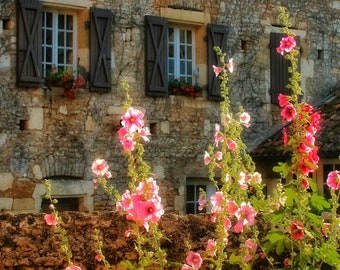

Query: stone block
0;172;14;191
28;108;43;130
0;198;13;210
12;198;35;211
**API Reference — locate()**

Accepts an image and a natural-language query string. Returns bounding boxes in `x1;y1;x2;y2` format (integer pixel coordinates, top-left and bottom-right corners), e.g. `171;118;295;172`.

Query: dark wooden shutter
90;8;112;93
269;32;301;103
16;0;42;87
207;24;228;101
145;16;168;97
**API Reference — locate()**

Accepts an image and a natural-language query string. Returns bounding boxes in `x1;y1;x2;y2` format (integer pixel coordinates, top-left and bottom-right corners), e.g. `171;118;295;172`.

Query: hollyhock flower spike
326;170;340;191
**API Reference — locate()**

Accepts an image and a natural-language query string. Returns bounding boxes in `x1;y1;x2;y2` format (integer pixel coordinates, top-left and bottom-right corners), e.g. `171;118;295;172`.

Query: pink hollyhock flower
283;128;289;146
91;159;109;176
204;151;211;165
140;127;151;142
222;113;232;126
198;193;207;211
227;200;237;215
185;251;203;269
124;230;132;237
310;112;321;131
65;266;81;270
223;218;232;231
239;112;251;127
234;203;256;233
283;258;291;267
280;104;297;122
44;214;58;226
117;126;129;140
206;239;216;257
244;239;257;262
212;65;222;77
227;58;234;73
238;171;248;189
249;172;262;184
121;138;135;152
298;156;316;175
227;138;237;150
301;177;310;189
215;151;223;161
278;94;290;107
290;220;304;240
136;177;159;197
95;254;102;262
214;124;224;146
327;170;340;191
121;107;145;133
210;191;224;213
321;222;330;238
277;36;296;55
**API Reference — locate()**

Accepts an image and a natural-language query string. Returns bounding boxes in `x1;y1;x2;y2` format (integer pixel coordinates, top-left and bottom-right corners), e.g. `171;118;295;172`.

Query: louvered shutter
269;32;301;103
90;8;112;93
145;16;168;97
207;24;228;101
16;0;42;87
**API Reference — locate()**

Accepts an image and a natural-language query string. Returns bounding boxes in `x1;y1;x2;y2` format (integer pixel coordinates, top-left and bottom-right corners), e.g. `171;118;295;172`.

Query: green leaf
284;188;295;207
229;254;242;264
275;239;286;255
267;213;285;224
273;162;290;178
264;231;286;244
306;212;323;226
311;193;330;211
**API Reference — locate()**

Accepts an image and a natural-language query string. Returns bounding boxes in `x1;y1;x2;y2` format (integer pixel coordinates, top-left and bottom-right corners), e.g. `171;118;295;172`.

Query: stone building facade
0;0;339;214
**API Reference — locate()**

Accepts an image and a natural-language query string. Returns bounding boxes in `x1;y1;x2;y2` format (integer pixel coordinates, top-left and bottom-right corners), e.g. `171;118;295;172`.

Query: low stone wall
0;212;271;269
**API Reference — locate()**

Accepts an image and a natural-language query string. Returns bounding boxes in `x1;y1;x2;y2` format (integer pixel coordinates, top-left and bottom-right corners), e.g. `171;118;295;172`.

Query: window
269;32;301;104
16;0;112;92
168;27;195;84
145;15;228;100
186;179;216;214
42;10;77;77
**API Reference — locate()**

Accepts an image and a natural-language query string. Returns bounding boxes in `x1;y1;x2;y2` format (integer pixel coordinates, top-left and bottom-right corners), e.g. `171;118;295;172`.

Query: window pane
58;31;64;46
46;48;52;62
168;44;174;58
186;185;194;201
186;203;195;214
45;12;52;28
180;45;185;59
187;61;192;75
180;29;185;43
66;15;73;30
180;61;185;74
168;59;174;74
66;50;73;64
45;29;53;45
187;46;192;59
58;49;65;64
168;28;174;42
187;31;192;43
66;32;73;47
58;14;65;29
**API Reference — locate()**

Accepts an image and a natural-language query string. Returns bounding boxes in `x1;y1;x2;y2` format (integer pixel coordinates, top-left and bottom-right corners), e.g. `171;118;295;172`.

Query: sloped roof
250;89;340;159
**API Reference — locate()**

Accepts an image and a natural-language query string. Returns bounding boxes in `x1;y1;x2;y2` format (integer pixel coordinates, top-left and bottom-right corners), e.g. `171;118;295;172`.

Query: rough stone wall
0;0;339;213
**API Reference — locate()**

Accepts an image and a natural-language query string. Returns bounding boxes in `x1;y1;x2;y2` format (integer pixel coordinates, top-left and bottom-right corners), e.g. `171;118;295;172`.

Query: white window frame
186;178;216;214
168;26;196;84
42;8;78;77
